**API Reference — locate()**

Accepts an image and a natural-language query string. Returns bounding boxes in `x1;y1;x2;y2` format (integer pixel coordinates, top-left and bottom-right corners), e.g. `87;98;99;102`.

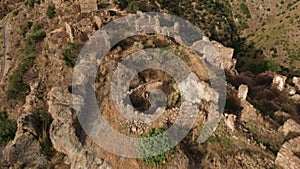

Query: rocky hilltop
0;0;299;169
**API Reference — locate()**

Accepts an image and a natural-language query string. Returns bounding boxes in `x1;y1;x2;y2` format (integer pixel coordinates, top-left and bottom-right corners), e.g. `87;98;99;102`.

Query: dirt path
0;14;11;83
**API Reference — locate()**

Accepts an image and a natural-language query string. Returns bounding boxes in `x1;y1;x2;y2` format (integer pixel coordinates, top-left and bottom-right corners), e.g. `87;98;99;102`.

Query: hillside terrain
0;0;299;169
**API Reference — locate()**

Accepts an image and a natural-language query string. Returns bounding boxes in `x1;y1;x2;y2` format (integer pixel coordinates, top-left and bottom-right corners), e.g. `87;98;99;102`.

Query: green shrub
247;59;281;74
240;3;251;18
20;22;33;37
0;111;17;144
46;5;56;19
31;30;46;42
128;1;139;13
138;128;175;167
32;108;55;158
6;25;45;101
62;42;81;67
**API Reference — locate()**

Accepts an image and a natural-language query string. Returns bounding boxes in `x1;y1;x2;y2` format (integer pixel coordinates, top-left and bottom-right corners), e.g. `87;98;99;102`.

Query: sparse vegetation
25;0;41;8
0;111;17;144
62;42;81;67
139;128;175;167
20;22;33;37
247;59;281;74
240;3;251;18
246;120;285;154
46;5;56;19
32;108;55;158
6;24;46;102
128;1;139;13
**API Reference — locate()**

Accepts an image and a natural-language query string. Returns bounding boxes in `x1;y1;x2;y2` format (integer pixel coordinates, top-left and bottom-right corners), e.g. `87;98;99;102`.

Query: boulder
275;137;300;169
272;75;287;91
238;84;248;101
286;84;297;96
279;119;300;136
292;76;300;91
240;102;263;123
224;113;237;131
274;110;291;122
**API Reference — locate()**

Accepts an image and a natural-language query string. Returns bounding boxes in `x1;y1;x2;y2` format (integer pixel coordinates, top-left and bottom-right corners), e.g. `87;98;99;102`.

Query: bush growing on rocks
46;5;56;19
0;111;17;144
32;108;55;158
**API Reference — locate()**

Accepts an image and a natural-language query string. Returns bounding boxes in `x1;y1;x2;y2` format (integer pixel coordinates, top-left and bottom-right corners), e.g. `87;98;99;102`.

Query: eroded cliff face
2;113;49;168
48;87;112;169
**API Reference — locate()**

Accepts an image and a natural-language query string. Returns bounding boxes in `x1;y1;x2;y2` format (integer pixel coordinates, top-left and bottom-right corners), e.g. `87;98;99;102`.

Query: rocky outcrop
211;41;236;70
2;113;49;168
48;87;83;159
272;74;287;91
279;119;300;137
274;110;291;122
48;87;111;169
275;136;300;169
290;94;300;102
